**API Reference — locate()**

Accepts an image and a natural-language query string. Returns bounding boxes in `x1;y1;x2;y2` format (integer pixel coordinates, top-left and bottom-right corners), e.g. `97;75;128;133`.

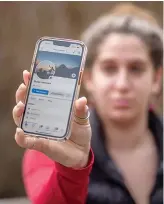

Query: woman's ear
82;69;93;93
82;69;95;106
152;67;163;96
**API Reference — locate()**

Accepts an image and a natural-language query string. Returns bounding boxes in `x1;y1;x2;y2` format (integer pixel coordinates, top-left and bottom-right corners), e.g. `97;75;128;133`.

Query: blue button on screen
32;88;49;95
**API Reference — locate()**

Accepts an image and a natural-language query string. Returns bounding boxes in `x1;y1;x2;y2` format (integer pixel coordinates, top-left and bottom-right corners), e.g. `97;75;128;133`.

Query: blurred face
87;33;159;123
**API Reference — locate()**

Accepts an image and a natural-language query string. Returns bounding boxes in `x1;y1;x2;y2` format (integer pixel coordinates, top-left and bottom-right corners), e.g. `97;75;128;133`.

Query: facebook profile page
22;41;83;137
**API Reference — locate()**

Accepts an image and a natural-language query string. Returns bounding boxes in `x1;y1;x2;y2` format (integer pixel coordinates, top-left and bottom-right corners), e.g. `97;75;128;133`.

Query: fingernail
85;105;89;117
20;83;25;89
85;105;88;111
81;96;86;100
16;128;21;134
17;101;24;108
23;70;28;74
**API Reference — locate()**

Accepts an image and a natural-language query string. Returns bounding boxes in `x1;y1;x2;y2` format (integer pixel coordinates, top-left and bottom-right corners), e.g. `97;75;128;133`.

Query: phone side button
78;71;83;85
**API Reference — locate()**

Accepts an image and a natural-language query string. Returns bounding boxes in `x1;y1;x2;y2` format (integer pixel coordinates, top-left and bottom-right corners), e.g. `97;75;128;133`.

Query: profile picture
35;60;56;79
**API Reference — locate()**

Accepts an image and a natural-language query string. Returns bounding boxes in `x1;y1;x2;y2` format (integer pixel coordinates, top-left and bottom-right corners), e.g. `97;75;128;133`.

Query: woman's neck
103;112;150;151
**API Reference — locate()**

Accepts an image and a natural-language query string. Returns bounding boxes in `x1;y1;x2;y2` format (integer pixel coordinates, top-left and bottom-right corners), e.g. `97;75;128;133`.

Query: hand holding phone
13;70;91;168
12;37;91;168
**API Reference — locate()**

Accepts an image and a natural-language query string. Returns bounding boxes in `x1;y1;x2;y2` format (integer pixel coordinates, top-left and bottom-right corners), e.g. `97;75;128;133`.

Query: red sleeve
22;149;94;204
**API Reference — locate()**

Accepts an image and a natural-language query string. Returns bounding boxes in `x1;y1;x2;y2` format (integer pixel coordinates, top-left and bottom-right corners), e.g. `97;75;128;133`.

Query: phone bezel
20;36;87;141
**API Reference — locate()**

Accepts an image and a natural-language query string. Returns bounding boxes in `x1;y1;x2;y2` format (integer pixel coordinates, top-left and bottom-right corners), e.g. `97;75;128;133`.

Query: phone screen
21;39;85;139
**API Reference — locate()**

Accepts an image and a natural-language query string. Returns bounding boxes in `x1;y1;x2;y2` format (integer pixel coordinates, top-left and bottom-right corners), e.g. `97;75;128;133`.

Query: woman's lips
113;99;130;108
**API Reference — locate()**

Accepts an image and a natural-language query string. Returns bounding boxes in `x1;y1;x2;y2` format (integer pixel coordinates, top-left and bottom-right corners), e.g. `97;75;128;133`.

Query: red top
23;150;94;204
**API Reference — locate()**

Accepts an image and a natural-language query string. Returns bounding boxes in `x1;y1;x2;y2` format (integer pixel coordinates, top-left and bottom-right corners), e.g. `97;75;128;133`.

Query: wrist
73;152;90;169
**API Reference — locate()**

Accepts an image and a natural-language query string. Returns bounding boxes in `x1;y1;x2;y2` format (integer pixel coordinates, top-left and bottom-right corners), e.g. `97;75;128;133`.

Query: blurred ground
0;198;30;204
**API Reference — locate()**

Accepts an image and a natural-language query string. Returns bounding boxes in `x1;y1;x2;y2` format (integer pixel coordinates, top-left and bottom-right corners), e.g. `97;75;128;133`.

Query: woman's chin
107;109;136;123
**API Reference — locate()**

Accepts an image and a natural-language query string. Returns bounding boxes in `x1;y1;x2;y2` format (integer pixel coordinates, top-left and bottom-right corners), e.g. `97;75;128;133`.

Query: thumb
74;97;89;124
69;97;91;146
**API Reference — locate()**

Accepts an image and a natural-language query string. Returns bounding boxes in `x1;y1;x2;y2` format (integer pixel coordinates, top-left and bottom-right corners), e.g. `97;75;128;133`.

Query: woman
12;4;163;204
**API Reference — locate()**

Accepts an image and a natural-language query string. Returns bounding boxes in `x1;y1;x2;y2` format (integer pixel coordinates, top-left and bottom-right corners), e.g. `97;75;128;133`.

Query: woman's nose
114;69;130;91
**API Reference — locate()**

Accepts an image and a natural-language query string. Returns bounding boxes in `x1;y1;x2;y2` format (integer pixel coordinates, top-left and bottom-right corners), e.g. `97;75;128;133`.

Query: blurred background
0;1;163;203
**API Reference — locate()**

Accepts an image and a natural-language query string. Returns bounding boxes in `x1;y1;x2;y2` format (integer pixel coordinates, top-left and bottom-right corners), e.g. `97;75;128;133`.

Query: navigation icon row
24;122;64;133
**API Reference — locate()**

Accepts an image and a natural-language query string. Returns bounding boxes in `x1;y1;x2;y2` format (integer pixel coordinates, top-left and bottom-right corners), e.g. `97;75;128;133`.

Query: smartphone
20;37;87;141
